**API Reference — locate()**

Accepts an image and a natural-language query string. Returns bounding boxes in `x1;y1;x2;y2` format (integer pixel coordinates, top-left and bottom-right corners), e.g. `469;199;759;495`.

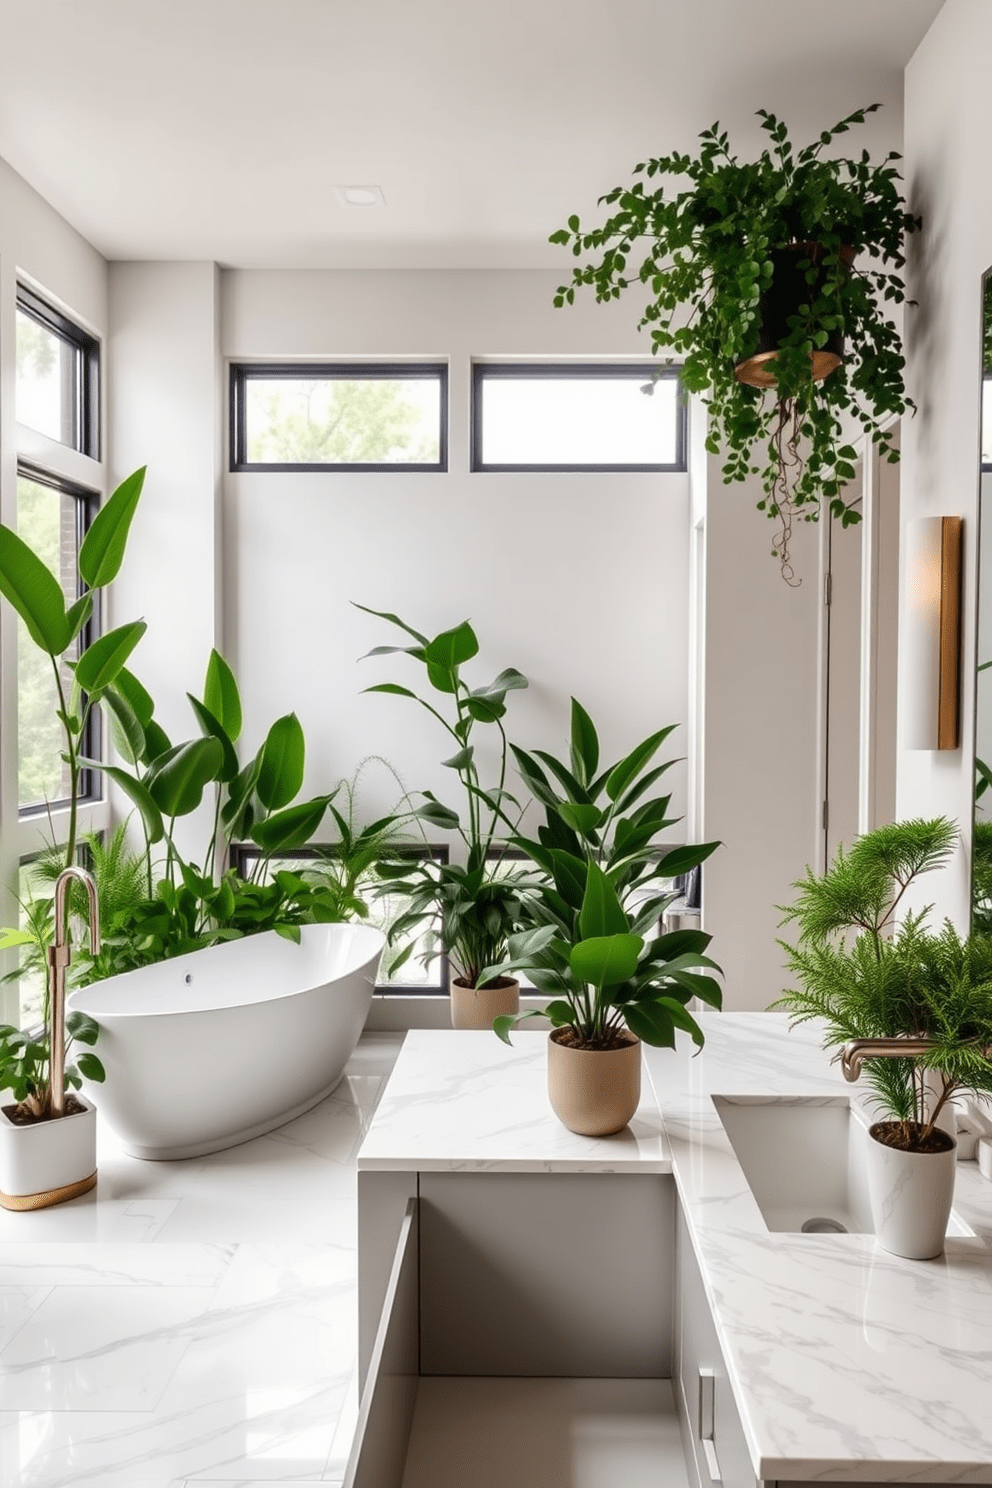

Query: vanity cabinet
675;1206;758;1488
347;1171;687;1488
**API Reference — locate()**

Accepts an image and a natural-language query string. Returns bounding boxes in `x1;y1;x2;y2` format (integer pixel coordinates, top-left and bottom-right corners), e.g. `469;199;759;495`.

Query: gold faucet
48;867;100;1117
840;1036;992;1083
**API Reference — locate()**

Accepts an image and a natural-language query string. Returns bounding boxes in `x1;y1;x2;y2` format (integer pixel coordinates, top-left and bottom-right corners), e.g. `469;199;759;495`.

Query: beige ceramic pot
450;976;520;1030
547;1028;641;1136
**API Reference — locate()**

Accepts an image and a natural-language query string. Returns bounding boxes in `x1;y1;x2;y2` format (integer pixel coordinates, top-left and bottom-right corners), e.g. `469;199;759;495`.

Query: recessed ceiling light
334;185;386;208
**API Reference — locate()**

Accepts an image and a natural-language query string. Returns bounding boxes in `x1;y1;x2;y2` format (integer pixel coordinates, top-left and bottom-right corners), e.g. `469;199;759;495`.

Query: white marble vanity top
356;1027;669;1171
357;1013;992;1482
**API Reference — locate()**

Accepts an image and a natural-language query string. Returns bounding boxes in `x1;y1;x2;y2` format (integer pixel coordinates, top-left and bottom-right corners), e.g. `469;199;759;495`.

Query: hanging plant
550;105;920;580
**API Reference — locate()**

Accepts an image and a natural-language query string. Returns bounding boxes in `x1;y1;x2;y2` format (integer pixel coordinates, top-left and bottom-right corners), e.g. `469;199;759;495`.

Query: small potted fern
775;818;992;1259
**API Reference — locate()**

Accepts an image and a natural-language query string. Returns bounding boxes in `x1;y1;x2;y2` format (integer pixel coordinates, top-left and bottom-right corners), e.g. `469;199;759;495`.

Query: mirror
974;273;992;931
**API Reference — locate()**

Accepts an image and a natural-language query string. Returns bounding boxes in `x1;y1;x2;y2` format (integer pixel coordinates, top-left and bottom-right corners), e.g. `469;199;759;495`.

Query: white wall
0;156;108;1018
108;262;223;860
899;0;992;922
699;463;824;1009
222;269;690;839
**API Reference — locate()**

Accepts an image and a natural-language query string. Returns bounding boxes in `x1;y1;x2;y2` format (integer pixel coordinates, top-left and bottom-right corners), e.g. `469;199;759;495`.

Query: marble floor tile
0;1032;402;1486
0;1244;232;1288
0;1284;217;1411
0;1287;52;1352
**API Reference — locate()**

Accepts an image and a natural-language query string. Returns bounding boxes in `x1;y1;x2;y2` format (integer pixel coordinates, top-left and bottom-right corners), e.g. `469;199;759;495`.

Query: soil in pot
869;1120;955;1155
2;1093;88;1127
450;976;520;1031
547;1026;641;1138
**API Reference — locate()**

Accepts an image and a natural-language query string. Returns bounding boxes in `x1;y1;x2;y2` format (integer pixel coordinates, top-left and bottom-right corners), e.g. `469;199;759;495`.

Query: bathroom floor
0;1031;405;1488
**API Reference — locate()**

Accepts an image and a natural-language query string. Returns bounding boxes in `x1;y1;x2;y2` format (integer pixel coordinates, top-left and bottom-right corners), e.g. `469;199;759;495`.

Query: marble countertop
356;1014;992;1483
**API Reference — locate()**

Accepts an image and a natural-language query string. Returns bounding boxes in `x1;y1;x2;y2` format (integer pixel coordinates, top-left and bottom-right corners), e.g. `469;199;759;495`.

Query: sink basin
713;1095;971;1238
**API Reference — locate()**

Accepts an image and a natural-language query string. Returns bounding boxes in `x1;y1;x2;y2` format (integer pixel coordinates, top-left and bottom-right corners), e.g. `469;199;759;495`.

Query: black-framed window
16;465;101;815
228;841;450;994
229;363;448;472
471;363;686;472
15;284;100;457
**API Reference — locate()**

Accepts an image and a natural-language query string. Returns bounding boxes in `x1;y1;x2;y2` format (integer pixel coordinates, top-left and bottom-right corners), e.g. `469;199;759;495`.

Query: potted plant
0;868;105;1210
775;817;992;1259
550;104;920;579
482;700;722;1135
357;605;534;1028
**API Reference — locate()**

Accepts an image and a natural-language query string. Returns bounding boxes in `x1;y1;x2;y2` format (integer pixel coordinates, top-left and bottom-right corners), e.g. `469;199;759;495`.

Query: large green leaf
257;713;305;810
579;861;629;939
100;688;146;766
425;621;478;672
75;620;147;694
187;694;240;782
65;591;94;646
146;736;224;817
0;524;70;654
605;726;677;803
559;801;603;836
569;698;599;784
79;759;164;843
250;795;331;852
352;603;429;646
569;933;643;989
202;649;242;742
656;840;721;879
78;466;146;588
112;666;155;728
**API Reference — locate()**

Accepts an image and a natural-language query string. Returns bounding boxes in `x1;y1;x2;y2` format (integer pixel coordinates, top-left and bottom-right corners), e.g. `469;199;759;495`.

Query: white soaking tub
68;922;384;1160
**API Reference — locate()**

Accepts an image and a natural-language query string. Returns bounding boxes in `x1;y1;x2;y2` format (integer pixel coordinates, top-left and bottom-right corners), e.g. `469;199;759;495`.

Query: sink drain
801;1216;848;1234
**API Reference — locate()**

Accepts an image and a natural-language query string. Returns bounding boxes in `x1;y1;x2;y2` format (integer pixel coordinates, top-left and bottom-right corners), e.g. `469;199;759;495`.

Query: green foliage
484;701;722;1049
0;1009;104;1119
358;606;533;988
249;379;438;464
775;817;992;1145
550;105;919;576
973;819;992;936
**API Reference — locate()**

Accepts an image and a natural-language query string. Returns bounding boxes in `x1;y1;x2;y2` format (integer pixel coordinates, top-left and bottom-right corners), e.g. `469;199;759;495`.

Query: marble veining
0;1032;403;1487
357;1028;670;1171
357;1016;992;1484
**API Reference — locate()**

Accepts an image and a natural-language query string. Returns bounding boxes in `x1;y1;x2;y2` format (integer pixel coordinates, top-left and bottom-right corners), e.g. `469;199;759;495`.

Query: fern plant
775;818;992;1148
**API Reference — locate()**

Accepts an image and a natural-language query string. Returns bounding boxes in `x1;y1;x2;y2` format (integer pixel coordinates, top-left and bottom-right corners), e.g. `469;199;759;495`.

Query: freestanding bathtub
68;921;384;1160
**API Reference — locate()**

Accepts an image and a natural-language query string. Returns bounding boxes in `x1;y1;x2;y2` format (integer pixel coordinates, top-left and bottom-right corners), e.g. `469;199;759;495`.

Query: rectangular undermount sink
713;1095;972;1237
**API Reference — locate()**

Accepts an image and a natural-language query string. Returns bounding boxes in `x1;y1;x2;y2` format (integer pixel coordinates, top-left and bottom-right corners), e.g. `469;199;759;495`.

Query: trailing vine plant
550;105;920;579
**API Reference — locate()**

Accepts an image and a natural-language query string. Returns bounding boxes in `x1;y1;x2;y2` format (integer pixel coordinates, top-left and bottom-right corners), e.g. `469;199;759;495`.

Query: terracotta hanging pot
450;976;520;1031
735;242;856;388
546;1027;641;1137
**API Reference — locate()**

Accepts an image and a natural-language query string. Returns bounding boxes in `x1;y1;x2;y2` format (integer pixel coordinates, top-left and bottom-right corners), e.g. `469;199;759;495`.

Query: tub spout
48;867;100;1117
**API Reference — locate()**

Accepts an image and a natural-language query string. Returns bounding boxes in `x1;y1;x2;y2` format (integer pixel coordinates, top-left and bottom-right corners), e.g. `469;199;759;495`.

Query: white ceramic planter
0;1096;97;1209
450;977;519;1030
866;1121;957;1260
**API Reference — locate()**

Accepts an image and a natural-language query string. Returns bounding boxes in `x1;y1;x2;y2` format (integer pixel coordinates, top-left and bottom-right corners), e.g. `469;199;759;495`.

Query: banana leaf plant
357;605;537;988
481;700;723;1048
0;466;148;869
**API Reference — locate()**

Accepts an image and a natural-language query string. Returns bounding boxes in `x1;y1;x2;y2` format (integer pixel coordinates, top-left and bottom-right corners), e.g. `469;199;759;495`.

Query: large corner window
230;363;448;472
471;363;686;472
16;283;100;456
17;466;100;814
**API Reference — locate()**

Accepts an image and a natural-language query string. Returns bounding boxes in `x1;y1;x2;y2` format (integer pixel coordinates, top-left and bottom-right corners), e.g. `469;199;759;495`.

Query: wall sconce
905;516;963;750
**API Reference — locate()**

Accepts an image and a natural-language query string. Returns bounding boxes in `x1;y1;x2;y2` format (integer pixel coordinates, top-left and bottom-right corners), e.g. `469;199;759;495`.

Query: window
471;363;686;472
16;467;100;813
16;284;100;456
230;363;448;472
228;842;449;993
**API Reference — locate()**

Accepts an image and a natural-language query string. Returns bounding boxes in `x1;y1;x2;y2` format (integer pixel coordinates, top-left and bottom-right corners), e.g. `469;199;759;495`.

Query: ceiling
0;0;945;269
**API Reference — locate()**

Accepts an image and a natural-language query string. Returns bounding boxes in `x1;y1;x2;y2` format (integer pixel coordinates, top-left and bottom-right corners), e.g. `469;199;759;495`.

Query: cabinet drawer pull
698;1368;722;1484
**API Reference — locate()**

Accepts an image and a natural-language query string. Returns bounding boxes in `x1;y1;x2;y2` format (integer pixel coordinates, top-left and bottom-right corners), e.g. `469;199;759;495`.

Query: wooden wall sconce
905;516;963;750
